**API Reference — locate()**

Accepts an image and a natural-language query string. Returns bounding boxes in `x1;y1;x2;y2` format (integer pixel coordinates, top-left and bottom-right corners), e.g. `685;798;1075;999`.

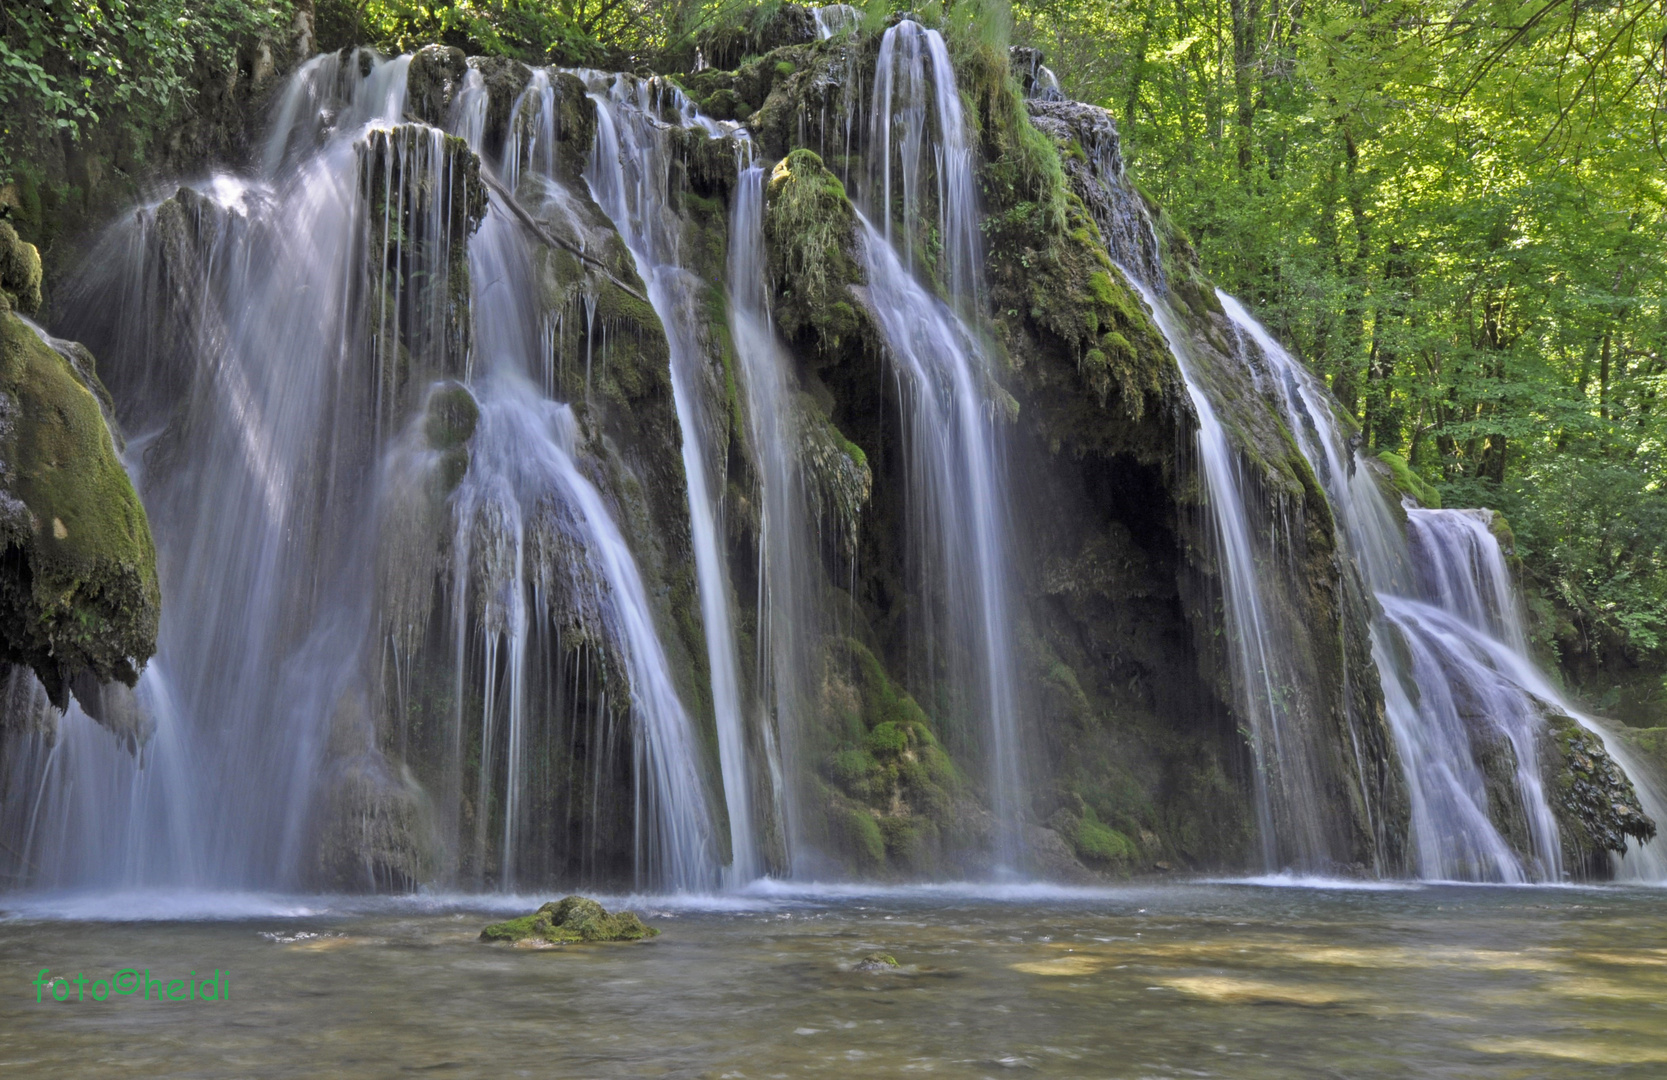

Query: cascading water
1218;292;1667;881
726;164;816;872
1119;275;1340;870
813;4;860;39
0;49;727;893
860;21;1026;868
578;72;765;882
1031;96;1378;872
0;50;421;890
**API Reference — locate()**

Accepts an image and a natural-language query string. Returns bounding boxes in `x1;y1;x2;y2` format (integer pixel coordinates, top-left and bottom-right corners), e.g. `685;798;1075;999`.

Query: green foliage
0;0;292;183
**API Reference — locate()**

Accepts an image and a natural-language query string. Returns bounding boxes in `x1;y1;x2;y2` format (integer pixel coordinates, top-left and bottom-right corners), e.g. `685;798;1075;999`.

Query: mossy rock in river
480;896;659;944
0;311;159;709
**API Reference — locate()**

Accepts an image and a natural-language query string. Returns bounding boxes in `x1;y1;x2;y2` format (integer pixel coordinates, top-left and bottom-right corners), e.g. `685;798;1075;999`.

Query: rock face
0;309;158;710
1541;713;1656;875
480;896;658;944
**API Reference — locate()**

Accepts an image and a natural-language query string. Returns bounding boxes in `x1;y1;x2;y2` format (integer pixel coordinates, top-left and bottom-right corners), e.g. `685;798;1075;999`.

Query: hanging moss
0;312;159;709
763;149;864;346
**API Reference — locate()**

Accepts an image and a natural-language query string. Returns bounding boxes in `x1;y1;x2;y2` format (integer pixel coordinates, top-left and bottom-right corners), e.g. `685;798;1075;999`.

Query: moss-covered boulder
0;312;159;708
405;44;469;126
480;896;659;944
0;223;43;315
763;149;863;346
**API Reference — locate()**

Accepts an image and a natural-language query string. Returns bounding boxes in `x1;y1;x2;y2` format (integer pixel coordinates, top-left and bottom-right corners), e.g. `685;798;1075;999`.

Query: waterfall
1;52;415;889
1115;274;1339;870
1032;92;1374;871
446;169;723;890
860;21;1026;868
727;164;813;873
0;51;725;893
1219;292;1667;881
579;72;763;882
813;4;860;39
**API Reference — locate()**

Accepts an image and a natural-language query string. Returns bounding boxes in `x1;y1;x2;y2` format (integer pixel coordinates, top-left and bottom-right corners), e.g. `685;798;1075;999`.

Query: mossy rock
853;951;900;971
1377;451;1440;508
763;149;863;345
405;45;469;127
424;381;478;492
695;3;817;71
480;896;659;944
0;223;43;315
1541;712;1656;875
0;312;160;708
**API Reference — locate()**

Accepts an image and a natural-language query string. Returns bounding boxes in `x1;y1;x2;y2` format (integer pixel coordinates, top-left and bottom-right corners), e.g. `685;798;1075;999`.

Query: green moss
866;720;908;754
763;149;863;345
1073;805;1137;864
0;222;43;314
1377;451;1441;508
855;951;900;969
0;312;160;708
480;895;658;944
840;805;886;867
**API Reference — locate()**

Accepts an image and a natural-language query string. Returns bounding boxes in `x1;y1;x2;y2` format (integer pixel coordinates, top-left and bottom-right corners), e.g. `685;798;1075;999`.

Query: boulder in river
479;896;658;944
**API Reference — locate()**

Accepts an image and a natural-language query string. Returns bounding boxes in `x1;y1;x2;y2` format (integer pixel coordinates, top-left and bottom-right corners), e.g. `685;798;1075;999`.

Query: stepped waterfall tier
2;6;1664;893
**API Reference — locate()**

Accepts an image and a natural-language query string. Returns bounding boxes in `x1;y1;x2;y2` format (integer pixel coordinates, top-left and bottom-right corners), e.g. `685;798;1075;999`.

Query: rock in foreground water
479;896;658;944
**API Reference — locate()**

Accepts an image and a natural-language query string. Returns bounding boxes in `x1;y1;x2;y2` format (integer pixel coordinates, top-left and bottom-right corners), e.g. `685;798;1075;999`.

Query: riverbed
3;881;1664;1077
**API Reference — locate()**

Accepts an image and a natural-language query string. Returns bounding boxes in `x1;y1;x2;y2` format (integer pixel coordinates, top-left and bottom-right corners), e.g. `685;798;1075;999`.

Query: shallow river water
3;880;1665;1078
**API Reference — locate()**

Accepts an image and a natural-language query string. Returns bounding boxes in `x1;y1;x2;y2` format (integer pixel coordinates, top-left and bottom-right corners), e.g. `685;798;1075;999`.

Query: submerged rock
852;951;899;971
480;896;659;944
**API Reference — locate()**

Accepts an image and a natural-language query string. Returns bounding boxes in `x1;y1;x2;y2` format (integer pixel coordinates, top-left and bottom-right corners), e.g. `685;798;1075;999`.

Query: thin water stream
4;883;1665;1077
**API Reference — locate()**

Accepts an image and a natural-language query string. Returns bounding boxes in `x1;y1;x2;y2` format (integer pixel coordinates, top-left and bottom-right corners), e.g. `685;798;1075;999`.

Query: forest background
3;0;1665;713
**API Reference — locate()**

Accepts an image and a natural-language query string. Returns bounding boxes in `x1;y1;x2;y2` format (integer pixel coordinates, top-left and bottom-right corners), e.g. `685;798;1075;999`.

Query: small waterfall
1117;274;1338;869
727;164;813;873
1039;94;1370;870
861;21;1026;868
813;4;861;40
580;72;762;882
446;170;723;890
1219;292;1667;881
